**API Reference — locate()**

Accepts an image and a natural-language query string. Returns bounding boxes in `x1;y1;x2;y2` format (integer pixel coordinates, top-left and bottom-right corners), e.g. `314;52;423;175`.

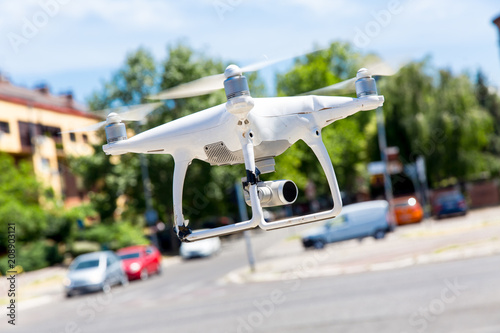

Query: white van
301;200;394;249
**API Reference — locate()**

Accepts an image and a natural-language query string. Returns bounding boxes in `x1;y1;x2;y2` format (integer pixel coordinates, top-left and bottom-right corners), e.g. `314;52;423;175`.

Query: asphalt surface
7;226;500;333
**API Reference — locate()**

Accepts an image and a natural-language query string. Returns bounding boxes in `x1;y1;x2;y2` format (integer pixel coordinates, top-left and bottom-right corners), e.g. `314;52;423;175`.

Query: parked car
180;234;221;259
392;196;424;225
64;251;127;297
301;200;394;249
433;191;468;219
117;245;162;281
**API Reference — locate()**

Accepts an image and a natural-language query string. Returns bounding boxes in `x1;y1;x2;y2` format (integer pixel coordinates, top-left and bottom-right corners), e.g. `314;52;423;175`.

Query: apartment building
0;74;99;206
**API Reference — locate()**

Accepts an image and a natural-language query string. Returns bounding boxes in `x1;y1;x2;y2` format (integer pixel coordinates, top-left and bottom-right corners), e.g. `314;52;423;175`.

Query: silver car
301;200;394;249
64;251;128;297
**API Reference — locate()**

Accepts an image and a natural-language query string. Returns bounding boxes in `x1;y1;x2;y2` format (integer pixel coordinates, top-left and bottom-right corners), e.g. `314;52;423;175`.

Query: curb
223;240;500;284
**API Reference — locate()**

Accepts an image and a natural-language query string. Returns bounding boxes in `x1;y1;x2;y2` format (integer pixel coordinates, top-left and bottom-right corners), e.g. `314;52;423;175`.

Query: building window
0;121;10;134
18;121;62;151
82;134;88;144
18;121;33;149
69;133;76;142
41;125;62;141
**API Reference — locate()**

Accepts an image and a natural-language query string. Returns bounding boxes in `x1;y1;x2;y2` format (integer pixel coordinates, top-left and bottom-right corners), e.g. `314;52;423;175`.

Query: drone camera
244;180;298;207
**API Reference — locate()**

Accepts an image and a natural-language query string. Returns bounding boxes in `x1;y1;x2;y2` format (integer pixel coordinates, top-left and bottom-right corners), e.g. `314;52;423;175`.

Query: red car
391;196;424;225
117;245;162;281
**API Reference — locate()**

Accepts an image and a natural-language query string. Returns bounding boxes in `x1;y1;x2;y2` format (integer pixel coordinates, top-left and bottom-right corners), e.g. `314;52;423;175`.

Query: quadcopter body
69;56;392;242
103;94;383;163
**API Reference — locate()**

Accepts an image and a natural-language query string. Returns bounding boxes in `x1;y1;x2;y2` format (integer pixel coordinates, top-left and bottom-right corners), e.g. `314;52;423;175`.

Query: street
8;209;500;333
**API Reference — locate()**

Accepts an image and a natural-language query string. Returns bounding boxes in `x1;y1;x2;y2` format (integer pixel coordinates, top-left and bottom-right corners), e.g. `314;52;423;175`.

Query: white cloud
1;0;499;96
62;0;183;31
0;0;188;74
276;0;362;16
0;0;183;37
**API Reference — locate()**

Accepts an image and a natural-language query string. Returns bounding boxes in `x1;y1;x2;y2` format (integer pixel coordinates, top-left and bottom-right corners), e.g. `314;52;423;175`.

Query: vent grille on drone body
204;141;244;166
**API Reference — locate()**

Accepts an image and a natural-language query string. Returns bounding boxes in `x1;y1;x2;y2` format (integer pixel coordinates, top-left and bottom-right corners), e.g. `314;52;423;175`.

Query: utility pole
376;107;395;220
235;182;255;272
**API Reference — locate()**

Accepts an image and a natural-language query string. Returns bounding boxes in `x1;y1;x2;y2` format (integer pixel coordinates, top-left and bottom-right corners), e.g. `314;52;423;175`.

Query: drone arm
258;129;342;230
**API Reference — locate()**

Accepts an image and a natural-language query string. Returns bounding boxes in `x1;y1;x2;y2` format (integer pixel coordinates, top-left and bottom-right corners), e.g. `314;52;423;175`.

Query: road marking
18;295;54;311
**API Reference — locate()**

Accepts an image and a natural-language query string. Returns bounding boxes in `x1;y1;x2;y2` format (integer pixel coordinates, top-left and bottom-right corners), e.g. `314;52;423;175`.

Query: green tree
75;48;160;223
88;47;157;108
475;70;500;177
275;42;374;196
0;154;47;248
0;154;87;273
377;60;496;187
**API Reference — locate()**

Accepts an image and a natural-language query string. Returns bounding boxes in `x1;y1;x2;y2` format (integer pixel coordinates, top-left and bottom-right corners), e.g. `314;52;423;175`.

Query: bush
17;241;49;272
0;240;66;275
82;222;148;251
69;241;101;258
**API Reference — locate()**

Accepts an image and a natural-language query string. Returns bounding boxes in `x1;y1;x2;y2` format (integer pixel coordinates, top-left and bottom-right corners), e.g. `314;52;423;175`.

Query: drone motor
104;112;127;144
355;68;378;98
223;65;255;118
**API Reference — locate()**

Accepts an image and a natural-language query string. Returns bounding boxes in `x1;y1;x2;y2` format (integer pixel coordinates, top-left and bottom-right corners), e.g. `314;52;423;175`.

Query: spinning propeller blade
60;121;106;134
148;74;225;100
302;60;405;96
62;102;163;134
303;77;357;96
110;102;163;121
148;49;326;100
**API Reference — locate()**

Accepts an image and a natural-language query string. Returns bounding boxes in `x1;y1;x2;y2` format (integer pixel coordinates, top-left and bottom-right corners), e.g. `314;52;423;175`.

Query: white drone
71;54;395;242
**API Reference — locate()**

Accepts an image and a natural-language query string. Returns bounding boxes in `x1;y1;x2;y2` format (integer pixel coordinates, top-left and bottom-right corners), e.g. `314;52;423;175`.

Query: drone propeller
62;102;163;134
61;120;107;133
148;51;325;101
302;60;402;96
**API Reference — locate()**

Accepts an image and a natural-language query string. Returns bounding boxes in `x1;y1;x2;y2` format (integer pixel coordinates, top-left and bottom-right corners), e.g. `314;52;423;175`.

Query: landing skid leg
174;130;266;242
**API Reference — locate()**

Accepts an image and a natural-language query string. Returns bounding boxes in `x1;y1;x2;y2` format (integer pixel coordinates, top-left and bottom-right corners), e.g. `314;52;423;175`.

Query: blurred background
0;1;500;332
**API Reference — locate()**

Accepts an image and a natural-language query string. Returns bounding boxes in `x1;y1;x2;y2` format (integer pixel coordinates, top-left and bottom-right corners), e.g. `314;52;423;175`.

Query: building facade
0;74;99;206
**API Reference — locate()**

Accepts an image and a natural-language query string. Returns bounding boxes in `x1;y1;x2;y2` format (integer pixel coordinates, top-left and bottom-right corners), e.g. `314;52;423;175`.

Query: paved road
9;230;500;332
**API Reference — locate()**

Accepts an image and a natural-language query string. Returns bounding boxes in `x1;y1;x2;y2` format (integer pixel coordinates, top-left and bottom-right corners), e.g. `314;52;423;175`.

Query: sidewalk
223;206;500;284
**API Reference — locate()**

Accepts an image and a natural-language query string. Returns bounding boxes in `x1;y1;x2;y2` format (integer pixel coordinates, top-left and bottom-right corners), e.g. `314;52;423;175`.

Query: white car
180;234;221;259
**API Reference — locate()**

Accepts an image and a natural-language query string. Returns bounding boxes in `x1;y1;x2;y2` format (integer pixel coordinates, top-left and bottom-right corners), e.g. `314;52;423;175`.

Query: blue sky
1;0;499;104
